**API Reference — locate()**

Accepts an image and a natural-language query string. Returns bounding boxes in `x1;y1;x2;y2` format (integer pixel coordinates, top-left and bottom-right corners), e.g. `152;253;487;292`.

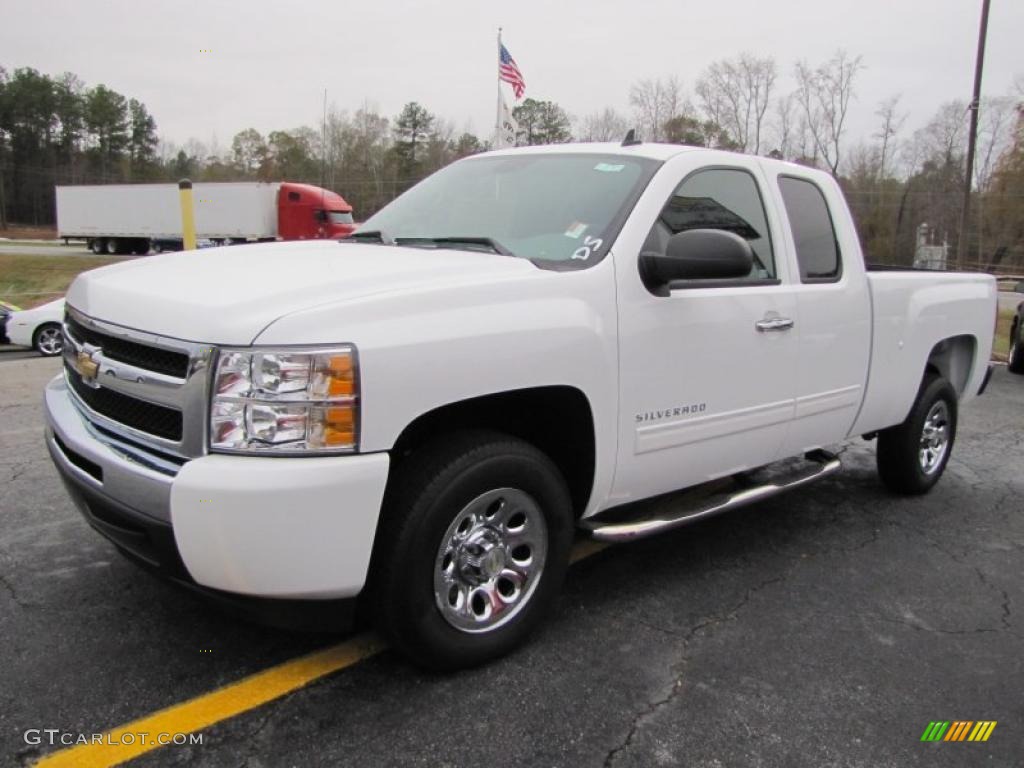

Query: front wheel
34;323;64;357
876;372;957;495
1008;317;1024;374
370;431;573;670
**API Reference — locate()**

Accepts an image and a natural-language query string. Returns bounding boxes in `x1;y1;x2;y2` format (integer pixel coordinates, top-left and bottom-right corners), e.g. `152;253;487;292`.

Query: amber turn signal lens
321;405;355;446
316;354;355;397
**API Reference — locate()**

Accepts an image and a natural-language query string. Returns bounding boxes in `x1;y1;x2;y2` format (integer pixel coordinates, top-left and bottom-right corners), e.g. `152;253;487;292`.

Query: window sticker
571;235;604;260
594;163;625;173
564;221;588;239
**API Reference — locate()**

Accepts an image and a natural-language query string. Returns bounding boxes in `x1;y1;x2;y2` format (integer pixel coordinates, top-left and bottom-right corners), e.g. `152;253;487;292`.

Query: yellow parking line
34;634;385;768
35;538;611;767
570;538;610;563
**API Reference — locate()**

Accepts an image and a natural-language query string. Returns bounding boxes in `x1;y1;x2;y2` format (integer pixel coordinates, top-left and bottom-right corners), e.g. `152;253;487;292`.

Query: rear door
763;168;872;455
610;156;799;505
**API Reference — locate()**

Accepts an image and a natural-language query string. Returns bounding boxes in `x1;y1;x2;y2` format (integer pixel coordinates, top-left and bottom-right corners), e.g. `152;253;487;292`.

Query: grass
0;252;121;308
994;307;1015;361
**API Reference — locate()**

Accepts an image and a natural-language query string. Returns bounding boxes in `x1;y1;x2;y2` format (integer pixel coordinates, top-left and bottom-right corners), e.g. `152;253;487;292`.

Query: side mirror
641;229;754;293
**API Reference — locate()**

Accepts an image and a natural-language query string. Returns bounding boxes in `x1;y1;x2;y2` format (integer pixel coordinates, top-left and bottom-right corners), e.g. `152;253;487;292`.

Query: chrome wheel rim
919;401;950;475
37;327;63;355
433;487;548;634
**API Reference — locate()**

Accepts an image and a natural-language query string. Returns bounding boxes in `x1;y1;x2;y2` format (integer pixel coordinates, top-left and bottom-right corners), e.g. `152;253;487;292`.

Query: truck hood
66;240;540;344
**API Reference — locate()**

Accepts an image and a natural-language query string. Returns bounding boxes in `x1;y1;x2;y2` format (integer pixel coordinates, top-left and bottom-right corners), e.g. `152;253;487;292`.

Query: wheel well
924;335;976;397
389;386;596;517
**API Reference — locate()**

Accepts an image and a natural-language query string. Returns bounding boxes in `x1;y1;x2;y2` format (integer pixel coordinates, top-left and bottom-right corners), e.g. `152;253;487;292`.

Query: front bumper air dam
170;452;390;600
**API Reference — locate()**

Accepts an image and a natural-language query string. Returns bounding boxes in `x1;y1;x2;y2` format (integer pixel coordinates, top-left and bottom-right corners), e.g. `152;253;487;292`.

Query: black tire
105;238;119;255
876;372;957;495
90;239;105;255
33;322;64;357
370;430;573;670
1008;316;1024;374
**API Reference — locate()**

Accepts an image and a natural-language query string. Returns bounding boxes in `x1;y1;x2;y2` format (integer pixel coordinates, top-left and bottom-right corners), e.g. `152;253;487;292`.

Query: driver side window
643;168;776;281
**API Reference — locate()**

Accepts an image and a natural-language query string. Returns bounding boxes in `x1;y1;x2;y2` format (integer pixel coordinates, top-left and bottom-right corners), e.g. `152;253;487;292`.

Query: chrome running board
580;450;841;543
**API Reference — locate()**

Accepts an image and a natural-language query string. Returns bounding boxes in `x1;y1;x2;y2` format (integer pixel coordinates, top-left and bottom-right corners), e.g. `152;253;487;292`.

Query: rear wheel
370;431;573;670
1008;317;1024;374
876;372;957;494
90;239;105;255
33;323;63;357
105;238;119;255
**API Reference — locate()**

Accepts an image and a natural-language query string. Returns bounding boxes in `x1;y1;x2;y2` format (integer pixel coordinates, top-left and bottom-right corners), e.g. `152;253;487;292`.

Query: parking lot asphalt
0;348;40;363
2;357;1022;767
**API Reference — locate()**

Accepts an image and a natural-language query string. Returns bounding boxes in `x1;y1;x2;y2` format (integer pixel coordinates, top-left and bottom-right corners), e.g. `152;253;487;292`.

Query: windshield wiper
345;229;395;245
394;236;514;256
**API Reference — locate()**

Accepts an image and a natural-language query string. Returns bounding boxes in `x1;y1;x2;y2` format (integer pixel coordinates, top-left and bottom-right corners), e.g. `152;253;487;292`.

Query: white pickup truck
44;142;996;669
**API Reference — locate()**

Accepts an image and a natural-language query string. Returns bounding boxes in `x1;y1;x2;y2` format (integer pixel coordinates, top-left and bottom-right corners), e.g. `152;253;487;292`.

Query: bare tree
695;53;777;154
768;93;797;159
794;50;864;176
974;95;1016;191
577;107;629;142
629;76;685;142
874;95;906;181
911;100;968;167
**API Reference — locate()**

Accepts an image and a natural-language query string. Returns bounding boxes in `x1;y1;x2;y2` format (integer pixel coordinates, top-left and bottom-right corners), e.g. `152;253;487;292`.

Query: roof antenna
621;128;641;147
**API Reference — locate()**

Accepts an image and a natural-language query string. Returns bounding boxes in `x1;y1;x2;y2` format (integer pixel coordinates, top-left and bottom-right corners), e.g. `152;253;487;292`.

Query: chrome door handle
755;316;794;332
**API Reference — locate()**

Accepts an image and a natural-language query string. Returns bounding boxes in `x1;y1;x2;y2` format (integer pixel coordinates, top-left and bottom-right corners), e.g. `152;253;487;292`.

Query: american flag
499;43;526;100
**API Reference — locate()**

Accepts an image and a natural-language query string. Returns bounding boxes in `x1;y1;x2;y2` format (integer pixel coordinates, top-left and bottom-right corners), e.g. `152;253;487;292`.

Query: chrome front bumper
44;373;176;523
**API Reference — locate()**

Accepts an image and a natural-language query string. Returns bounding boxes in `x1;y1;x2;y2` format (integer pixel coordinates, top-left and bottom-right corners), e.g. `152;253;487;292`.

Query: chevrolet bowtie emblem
78;344;101;384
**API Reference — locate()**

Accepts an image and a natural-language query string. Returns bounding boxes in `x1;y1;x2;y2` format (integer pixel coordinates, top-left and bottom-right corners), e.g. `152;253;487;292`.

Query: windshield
328;211;354;225
358;153;660;266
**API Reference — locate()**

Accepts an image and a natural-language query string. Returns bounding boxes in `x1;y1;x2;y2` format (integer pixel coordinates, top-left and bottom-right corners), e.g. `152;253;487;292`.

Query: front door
610;160;799;506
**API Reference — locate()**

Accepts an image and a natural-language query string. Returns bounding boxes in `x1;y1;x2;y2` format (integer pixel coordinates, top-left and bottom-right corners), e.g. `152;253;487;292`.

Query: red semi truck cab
277;182;356;239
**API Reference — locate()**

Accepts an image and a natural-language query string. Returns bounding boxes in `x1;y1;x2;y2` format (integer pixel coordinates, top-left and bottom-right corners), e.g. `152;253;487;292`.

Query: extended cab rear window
778;176;842;282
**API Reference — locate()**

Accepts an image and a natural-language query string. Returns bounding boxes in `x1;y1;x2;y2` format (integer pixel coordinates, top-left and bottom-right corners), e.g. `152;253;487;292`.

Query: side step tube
581;450;841;543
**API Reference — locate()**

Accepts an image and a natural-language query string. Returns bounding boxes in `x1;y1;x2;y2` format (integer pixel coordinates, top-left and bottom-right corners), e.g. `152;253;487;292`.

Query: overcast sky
3;0;1022;152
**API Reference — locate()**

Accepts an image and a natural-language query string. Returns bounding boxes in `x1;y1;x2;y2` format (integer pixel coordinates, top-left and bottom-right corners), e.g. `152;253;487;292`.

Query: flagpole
495;27;503;148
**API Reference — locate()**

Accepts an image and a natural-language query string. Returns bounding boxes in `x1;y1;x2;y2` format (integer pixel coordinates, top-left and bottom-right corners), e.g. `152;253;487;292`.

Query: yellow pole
178;178;197;251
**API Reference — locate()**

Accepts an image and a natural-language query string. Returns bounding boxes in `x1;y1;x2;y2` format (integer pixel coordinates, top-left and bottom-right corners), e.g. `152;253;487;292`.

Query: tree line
1;57;1023;272
0;66;159;227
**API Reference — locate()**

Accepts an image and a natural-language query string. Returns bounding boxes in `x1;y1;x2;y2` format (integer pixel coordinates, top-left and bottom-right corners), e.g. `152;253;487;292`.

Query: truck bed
851;270;996;437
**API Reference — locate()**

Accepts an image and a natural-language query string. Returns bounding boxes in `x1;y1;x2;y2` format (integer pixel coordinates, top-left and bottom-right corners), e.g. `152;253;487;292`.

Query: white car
7;298;65;356
44;142;997;669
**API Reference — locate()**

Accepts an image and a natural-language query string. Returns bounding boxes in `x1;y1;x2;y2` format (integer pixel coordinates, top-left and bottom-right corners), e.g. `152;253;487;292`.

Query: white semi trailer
55;181;355;254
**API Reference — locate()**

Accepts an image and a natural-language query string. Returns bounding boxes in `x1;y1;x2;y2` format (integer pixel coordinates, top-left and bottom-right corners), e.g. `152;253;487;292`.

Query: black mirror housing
641;229;754;293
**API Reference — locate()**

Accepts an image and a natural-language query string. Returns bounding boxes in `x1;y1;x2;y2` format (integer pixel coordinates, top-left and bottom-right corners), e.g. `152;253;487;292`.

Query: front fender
254;259;620;515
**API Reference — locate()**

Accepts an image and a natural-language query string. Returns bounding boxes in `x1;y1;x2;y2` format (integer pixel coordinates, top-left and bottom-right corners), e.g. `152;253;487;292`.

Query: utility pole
956;0;992;270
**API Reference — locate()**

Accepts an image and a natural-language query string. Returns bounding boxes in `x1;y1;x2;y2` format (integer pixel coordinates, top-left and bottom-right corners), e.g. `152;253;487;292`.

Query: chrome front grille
62;307;213;459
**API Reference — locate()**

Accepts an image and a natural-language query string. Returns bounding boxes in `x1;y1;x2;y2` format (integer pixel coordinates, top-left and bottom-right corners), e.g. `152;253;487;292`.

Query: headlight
209;346;358;454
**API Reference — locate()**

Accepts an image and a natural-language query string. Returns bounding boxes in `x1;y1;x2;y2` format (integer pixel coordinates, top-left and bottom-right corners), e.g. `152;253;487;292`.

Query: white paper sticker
564;221;587;239
594;163;625;173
